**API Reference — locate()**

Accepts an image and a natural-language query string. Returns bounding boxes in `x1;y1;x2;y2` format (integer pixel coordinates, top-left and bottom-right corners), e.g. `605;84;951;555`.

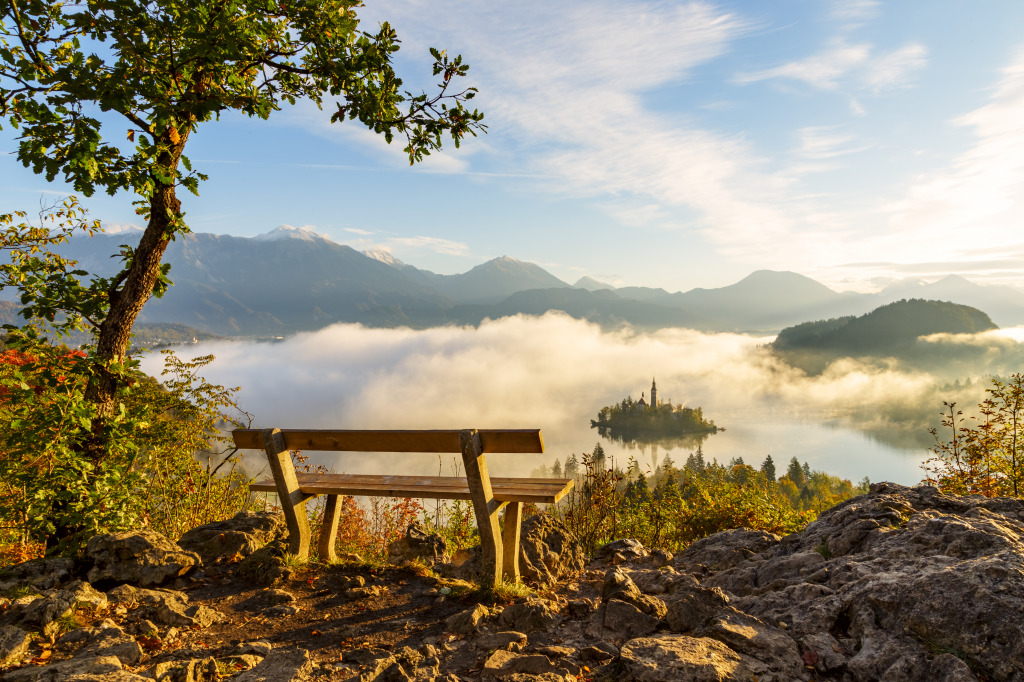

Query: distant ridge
574;275;614;291
772;299;997;355
37;227;1024;336
388;255;571;304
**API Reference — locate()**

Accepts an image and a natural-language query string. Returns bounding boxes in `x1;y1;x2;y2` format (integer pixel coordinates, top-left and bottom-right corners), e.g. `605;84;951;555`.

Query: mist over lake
142;313;1023;486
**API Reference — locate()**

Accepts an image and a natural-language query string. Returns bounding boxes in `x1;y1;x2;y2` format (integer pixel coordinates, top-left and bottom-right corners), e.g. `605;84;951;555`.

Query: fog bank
140;314;1015;482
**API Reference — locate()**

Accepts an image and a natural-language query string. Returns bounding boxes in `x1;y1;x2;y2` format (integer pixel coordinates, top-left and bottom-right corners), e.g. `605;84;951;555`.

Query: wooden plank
249;474;574;504
232;429;543;454
462;429;503;587
502;501;522;583
262;428;311;559
318;494;342;563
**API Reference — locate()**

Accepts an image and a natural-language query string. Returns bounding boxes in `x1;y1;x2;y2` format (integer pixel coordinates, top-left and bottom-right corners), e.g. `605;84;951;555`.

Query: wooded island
591;379;719;441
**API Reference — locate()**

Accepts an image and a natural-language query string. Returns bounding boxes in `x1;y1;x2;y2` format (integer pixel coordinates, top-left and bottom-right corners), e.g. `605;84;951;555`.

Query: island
591;379;719;443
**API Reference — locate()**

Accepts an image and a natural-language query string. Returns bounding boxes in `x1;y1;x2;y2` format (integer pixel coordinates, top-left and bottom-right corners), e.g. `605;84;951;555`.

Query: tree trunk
83;127;188;454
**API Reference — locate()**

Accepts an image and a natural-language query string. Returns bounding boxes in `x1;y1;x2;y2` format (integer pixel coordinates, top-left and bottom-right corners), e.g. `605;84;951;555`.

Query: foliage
553;446;866;554
923;374;1024;497
0;1;484;547
0;336;255;555
128;351;255;539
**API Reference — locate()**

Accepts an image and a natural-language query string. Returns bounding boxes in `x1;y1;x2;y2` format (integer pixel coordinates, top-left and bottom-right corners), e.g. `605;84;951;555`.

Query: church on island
636;378;659;412
592;379;718;436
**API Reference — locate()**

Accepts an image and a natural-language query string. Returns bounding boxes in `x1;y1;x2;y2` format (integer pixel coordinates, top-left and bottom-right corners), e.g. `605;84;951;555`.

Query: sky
4;0;1024;294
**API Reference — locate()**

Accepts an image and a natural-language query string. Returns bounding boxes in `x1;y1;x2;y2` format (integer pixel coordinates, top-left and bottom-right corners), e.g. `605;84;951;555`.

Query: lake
142;316;968;487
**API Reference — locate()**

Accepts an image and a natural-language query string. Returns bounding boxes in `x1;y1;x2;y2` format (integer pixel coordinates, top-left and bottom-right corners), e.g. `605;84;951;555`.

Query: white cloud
863;43;928;92
386;235;470;257
794;126;872;160
881;48;1024;261
830;0;881;22
735;40;926;94
735;40;871;90
344;227;375;236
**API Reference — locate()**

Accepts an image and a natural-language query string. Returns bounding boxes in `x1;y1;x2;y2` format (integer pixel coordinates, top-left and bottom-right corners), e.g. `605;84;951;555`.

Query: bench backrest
231;428;544;454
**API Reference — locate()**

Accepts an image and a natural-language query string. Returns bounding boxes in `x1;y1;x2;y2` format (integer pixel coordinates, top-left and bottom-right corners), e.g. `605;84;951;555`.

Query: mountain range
33;225;1024;336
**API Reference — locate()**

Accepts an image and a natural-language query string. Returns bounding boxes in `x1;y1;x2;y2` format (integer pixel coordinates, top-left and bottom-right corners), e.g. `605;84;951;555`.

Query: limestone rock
3;580;108;639
475;631;528;652
594;538;648;564
387;522;447;564
0;625;30;667
86;529;200;588
1;654;145;681
588;599;660;644
74;623;144;666
107;584;223;628
234;540;292;586
677;528;781;570
695;611;805;680
0;557;74;592
600;567;667;618
446;604;489;635
229;648;316;682
518;513;585;585
149;657;218;682
663;580;732;633
498;599;559;633
619;635;758;682
700;483;1024;681
177;511;285;566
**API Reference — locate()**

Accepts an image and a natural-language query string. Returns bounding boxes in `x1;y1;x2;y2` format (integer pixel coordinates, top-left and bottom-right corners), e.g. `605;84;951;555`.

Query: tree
760;455;776;482
564;454;579;478
551;458;562;478
924;375;1024;497
787;457;806;488
1;0;484;543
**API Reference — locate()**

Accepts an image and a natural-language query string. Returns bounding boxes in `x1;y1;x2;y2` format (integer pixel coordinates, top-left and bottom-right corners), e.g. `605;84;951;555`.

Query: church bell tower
650;377;657;410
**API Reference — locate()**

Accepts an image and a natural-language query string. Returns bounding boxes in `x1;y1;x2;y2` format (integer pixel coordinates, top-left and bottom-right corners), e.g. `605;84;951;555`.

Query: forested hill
771;299;997;354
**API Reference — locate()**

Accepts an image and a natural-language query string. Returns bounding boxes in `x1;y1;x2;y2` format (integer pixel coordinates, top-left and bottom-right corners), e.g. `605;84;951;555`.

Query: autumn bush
923;374;1024;497
0;339;257;559
552;446;864;554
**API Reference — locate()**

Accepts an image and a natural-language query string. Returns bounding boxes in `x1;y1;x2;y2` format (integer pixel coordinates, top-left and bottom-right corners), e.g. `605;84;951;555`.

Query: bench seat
235;427;570;585
250;474;574;504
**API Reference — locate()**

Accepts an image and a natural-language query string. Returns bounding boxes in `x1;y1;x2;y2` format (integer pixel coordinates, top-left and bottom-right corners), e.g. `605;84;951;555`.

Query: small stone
446;604;489;635
476;631;528;652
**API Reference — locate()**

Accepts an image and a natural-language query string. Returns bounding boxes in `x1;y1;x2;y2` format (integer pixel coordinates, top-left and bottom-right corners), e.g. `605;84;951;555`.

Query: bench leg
261;428;312;559
319;494;342;563
461;429;504;587
502;501;522;583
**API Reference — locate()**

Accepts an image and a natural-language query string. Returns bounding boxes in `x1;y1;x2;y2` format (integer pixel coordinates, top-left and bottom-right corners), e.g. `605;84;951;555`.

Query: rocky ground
1;482;1024;681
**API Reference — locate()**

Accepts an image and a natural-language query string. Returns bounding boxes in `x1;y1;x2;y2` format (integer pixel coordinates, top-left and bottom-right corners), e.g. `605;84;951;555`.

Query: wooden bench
233;428;574;586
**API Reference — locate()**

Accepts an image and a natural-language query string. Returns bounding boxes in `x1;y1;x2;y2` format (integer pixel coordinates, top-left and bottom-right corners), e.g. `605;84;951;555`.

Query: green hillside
772;299;997;355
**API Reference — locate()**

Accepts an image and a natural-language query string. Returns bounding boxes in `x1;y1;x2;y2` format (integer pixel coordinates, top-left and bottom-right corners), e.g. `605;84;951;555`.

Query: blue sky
3;0;1024;293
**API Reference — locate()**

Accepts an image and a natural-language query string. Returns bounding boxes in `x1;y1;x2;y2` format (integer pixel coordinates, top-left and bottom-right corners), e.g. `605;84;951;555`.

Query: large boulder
518;514;585;585
85;529;200;588
619;635;771;682
0;557;74;593
677;528;781;570
701;482;1024;681
177;511;285;566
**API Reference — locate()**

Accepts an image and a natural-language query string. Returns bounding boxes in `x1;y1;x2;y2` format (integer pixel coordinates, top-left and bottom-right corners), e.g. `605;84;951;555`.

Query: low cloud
140;314;1014;480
